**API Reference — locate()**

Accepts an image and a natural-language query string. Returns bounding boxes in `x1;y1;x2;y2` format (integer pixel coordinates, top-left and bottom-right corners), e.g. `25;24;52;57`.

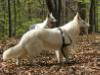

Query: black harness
58;28;72;57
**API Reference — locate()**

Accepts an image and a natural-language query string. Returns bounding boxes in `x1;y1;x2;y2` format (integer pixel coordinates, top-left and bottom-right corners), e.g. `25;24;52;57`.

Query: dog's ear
49;13;53;17
47;12;53;18
77;13;81;20
47;13;50;18
74;12;81;20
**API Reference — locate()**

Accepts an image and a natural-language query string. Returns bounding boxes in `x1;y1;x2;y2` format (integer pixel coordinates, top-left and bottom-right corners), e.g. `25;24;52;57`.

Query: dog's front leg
62;47;73;63
16;57;20;65
55;50;61;63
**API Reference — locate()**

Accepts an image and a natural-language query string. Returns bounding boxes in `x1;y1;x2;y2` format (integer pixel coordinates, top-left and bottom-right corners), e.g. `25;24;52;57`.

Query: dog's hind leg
55;50;61;63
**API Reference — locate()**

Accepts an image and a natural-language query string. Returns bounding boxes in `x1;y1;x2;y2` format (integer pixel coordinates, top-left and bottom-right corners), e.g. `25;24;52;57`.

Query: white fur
3;13;89;63
29;13;56;30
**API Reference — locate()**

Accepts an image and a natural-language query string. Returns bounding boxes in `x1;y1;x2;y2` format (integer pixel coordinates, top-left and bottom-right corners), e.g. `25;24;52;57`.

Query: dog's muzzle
80;27;88;35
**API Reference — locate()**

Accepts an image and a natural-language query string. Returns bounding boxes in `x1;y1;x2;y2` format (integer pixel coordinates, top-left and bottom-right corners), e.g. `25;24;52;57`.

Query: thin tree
27;2;32;20
13;0;17;36
0;0;6;37
89;0;96;33
78;2;86;20
8;0;12;37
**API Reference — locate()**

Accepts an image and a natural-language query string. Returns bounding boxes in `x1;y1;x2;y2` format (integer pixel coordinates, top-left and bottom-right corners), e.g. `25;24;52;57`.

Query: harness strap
58;28;72;57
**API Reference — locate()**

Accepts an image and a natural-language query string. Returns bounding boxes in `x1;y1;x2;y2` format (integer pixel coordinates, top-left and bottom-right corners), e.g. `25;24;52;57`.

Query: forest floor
0;33;100;75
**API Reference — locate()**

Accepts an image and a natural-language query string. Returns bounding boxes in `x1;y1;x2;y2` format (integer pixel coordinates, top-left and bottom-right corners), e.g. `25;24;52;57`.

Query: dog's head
47;13;56;28
74;12;90;35
48;13;56;22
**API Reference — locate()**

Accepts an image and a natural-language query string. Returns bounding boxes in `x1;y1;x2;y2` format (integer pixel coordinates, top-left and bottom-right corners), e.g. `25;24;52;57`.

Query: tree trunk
8;0;12;37
89;0;96;33
45;0;55;15
1;0;6;37
27;2;32;20
78;2;86;20
46;0;62;27
55;0;62;27
13;0;17;36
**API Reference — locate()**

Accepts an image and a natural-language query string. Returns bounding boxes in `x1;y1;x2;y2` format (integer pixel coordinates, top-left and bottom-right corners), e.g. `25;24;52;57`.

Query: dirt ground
0;33;100;75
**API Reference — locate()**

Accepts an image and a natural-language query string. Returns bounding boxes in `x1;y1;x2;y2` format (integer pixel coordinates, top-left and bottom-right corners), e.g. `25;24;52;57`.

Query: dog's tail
3;44;25;61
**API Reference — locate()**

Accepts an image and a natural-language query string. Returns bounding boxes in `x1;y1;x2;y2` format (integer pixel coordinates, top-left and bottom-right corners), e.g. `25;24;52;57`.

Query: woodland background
0;0;100;38
0;0;100;75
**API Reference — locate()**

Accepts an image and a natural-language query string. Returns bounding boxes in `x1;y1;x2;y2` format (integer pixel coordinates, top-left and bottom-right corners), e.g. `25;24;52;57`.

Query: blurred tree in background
0;0;99;39
0;0;48;38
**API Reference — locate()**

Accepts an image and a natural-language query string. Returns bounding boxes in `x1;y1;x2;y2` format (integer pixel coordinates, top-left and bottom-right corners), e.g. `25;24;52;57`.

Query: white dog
3;13;89;64
29;13;56;30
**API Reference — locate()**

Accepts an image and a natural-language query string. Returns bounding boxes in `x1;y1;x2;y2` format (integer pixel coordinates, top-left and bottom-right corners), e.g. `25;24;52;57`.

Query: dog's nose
80;27;85;35
80;27;88;35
